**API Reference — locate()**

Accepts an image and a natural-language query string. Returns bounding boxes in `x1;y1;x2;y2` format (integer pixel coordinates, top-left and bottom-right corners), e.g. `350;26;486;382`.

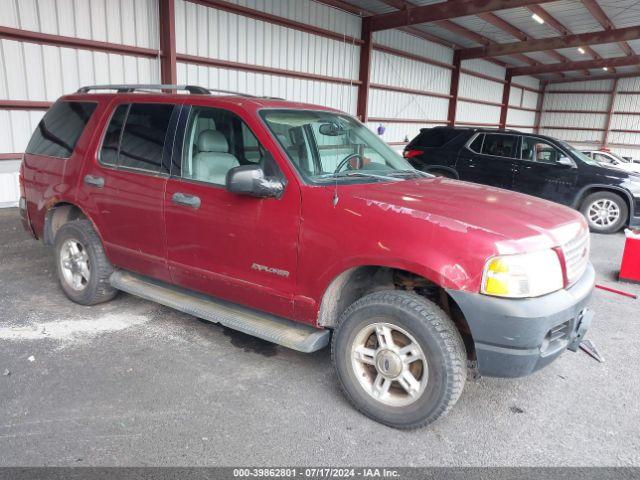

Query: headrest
198;130;228;153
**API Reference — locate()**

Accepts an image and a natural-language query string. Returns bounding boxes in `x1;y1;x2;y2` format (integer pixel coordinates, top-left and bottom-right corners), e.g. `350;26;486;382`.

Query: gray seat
193;130;239;184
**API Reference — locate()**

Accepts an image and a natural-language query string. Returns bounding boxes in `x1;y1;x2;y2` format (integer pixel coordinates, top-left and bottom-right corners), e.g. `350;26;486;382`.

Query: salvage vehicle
404;126;640;234
20;85;594;429
582;149;640;174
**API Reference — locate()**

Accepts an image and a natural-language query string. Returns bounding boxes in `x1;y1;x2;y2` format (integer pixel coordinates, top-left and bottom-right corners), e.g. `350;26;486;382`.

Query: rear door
78;101;180;282
511;136;579;206
455;133;519;189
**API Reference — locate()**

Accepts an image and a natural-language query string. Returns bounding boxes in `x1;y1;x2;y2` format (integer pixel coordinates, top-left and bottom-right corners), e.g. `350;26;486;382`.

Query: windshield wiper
333;171;404;182
388;169;433;178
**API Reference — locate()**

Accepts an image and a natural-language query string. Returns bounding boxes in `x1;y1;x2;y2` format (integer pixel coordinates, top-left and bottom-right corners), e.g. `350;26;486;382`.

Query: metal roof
337;0;640;81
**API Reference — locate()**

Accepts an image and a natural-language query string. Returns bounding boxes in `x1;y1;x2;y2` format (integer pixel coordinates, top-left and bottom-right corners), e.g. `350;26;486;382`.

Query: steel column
159;0;177;85
533;82;546;134
499;72;512;129
447;51;461;126
356;17;373;122
603;79;620;147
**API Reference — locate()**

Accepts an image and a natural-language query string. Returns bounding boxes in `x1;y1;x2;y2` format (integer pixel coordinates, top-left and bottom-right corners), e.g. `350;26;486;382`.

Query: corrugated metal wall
175;0;360;114
507;75;540;133
539;77;640;159
366;29;452;146
456;59;505;128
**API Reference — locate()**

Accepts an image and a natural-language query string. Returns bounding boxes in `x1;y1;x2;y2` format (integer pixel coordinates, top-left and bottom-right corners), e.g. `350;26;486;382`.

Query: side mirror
226;164;284;198
557;156;575;168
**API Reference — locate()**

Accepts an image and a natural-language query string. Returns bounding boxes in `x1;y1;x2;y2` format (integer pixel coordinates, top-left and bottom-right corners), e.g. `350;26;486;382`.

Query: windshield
559;141;601;166
608;151;630;163
260;109;415;183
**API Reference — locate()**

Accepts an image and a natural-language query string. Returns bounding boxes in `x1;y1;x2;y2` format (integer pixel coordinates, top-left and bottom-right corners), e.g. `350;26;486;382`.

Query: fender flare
573;184;635;219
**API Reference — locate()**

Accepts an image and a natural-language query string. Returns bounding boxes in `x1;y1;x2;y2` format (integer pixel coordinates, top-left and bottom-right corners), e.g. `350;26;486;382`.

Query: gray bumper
447;263;595;378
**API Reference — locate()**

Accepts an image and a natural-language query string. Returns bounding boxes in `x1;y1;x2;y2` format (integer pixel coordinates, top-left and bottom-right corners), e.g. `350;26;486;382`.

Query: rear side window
481;134;518;158
468;134;484;153
99;103;174;174
410;129;462;148
100;105;128;167
26;101;97;159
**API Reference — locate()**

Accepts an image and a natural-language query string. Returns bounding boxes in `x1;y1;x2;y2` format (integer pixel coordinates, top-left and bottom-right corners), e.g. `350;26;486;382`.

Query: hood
346;177;586;254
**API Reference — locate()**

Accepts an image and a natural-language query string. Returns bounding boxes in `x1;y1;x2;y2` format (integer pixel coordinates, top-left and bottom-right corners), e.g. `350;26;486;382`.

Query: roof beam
460;25;640;59
581;0;637;59
369;0;557;32
509;54;640;76
548;71;640;84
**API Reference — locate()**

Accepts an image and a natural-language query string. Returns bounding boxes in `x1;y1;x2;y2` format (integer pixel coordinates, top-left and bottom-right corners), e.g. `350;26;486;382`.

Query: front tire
580;191;627;234
332;290;466;429
54;220;117;305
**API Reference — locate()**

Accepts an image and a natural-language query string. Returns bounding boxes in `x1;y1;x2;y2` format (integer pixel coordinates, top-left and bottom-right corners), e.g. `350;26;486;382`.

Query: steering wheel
333;153;365;175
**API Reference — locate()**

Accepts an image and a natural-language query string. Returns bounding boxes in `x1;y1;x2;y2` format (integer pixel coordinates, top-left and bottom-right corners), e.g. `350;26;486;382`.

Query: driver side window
180;107;265;185
520;137;563;164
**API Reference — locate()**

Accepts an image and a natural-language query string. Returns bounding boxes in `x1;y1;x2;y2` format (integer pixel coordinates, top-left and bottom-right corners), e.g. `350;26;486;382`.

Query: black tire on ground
54;219;117;305
579;191;628;234
331;290;466;429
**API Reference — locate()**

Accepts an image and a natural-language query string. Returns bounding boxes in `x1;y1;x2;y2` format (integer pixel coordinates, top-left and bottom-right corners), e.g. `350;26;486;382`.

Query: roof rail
76;84;258;97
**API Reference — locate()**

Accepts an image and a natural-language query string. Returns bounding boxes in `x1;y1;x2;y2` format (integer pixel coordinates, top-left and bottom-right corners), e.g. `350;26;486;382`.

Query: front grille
562;232;590;285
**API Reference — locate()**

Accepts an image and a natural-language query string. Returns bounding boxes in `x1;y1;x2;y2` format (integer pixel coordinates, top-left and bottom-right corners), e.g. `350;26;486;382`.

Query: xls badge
251;263;290;278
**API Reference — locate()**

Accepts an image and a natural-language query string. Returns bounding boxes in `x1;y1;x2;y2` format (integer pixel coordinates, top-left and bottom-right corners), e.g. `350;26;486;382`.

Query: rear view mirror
226;165;284;198
318;122;347;136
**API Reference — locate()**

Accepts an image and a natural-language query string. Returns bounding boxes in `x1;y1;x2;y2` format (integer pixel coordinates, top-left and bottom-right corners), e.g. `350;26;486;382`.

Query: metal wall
457;59;505;127
174;0;360;114
367;29;452;145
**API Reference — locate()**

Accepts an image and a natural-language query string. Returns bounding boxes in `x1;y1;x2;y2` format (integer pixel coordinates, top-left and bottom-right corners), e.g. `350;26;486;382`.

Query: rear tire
332;290;466;429
54;220;117;305
580;191;627;234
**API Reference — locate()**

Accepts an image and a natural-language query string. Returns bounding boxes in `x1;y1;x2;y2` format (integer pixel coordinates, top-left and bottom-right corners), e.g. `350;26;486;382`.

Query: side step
109;271;330;353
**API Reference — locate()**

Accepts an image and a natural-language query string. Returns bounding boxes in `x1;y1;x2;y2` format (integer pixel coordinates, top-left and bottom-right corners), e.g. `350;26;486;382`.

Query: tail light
403;149;423;159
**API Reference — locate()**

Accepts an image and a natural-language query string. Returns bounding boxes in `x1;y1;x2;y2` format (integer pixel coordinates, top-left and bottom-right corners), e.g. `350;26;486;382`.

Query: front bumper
447;263;595;378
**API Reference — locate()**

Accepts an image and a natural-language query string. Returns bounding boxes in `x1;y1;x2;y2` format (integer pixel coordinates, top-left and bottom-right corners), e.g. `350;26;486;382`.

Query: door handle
84;174;105;188
172;192;201;209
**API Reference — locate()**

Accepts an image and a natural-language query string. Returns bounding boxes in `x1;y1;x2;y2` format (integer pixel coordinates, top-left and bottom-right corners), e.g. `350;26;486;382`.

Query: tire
429;169;454;179
332;290;466;429
54;219;117;305
579;191;628;234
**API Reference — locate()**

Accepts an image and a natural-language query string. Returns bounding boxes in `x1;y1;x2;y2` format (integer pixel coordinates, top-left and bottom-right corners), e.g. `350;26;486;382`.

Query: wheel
54;220;117;305
332;290;466;429
580;191;628;234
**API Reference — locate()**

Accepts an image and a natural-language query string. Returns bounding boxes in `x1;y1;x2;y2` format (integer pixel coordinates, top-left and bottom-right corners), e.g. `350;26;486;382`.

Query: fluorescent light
578;47;586;54
603;67;609;71
532;13;544;24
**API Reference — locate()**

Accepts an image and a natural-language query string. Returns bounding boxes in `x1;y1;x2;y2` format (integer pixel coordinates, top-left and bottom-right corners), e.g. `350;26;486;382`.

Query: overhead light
532;13;545;24
578;47;586;54
603;67;609;71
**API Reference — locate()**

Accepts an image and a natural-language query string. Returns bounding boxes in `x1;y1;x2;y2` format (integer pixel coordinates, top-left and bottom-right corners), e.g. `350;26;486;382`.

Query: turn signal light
403;149;423;159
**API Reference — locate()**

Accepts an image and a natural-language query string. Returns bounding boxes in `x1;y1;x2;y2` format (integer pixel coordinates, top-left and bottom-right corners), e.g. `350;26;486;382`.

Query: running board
109;271;330;353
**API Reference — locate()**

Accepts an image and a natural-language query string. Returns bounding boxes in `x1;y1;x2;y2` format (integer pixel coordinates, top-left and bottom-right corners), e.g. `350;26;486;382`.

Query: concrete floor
1;207;639;466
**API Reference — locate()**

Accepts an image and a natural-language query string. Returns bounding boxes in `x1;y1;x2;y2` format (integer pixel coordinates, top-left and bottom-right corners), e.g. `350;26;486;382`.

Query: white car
582;150;640;173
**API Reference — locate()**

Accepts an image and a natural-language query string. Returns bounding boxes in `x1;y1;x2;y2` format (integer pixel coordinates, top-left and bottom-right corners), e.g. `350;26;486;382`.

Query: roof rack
76;84;257;97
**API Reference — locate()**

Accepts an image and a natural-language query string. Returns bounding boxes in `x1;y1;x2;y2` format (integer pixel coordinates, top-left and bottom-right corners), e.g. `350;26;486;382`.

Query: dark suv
404;127;640;234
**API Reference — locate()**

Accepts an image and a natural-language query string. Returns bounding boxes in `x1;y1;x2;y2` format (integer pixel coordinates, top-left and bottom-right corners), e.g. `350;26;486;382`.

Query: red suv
19;84;594;429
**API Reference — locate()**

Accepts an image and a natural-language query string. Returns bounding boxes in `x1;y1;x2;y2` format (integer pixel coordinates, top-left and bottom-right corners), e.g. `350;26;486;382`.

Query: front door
512;136;579;206
163;105;300;319
455;133;519;190
79;101;179;282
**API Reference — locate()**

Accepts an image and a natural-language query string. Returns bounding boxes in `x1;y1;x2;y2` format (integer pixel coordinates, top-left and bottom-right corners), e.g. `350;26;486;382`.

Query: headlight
481;250;563;298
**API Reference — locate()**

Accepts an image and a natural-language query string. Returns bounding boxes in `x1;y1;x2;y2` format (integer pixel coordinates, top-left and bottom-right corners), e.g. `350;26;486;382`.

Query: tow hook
567;309;593;352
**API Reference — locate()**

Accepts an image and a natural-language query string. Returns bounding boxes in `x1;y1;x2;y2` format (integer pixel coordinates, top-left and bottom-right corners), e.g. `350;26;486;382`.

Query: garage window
26;101;97;159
